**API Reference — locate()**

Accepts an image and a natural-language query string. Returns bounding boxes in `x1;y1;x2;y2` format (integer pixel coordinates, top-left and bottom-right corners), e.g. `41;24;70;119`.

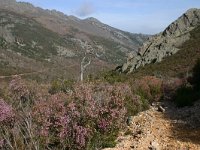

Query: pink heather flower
9;76;30;101
0;99;14;125
32;82;127;149
98;119;110;131
0;139;4;148
74;124;89;148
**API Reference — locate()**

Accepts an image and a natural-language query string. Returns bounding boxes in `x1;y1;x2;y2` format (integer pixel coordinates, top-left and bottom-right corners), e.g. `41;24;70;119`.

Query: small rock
149;141;160;150
157;106;165;112
130;145;135;149
127;116;134;126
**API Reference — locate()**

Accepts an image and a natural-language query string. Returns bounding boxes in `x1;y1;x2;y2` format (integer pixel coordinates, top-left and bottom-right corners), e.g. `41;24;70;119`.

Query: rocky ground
104;100;200;150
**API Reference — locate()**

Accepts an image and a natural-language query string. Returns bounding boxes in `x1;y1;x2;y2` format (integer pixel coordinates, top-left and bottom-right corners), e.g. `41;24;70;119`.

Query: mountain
121;8;200;73
0;0;149;80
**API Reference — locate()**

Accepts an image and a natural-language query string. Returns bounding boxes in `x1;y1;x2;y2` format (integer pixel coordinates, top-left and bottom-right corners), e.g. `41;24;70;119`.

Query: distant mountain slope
0;10;111;79
121;8;200;73
0;0;149;80
0;0;148;53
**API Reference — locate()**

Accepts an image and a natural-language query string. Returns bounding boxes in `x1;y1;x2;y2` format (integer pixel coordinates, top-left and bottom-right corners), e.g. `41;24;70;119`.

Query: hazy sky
17;0;200;34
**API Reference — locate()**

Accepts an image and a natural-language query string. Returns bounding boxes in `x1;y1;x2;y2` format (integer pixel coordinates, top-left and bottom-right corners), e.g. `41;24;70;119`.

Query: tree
80;54;91;81
80;42;104;81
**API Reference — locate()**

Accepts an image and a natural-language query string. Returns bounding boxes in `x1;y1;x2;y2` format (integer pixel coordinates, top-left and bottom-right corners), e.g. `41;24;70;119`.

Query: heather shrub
132;76;163;103
0;99;15;149
0;78;48;150
1;74;167;149
32;83;126;149
32;93;82;149
0;99;15;126
9;76;35;108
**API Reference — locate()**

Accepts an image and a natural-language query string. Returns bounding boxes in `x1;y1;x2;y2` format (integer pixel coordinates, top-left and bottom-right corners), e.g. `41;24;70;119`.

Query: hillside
102;10;200;150
0;0;150;81
131;24;200;78
0;0;149;80
120;8;200;73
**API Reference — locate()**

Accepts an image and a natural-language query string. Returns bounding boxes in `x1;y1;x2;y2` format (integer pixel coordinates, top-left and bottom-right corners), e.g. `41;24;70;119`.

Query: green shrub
174;86;198;107
49;79;74;94
88;129;118;149
124;95;148;116
133;76;162;103
173;59;200;107
101;71;127;84
192;59;200;90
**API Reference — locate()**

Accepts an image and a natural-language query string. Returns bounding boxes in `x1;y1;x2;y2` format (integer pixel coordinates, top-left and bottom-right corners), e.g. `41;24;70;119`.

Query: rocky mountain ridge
0;0;148;51
121;8;200;73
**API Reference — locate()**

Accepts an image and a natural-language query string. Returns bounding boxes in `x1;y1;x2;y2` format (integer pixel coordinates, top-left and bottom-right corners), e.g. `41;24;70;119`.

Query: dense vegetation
0;75;163;149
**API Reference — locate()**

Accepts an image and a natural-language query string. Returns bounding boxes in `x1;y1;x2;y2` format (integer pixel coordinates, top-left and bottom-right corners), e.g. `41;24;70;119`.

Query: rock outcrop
121;8;200;73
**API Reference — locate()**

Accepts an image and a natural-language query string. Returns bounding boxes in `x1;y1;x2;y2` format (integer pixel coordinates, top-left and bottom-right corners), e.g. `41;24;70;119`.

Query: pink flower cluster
9;76;30;102
0;99;14;125
32;92;90;149
0;139;4;148
32;83;127;149
133;76;163;101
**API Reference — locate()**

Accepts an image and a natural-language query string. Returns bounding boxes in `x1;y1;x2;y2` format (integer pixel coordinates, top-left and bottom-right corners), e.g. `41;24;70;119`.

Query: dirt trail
104;100;200;150
0;71;44;79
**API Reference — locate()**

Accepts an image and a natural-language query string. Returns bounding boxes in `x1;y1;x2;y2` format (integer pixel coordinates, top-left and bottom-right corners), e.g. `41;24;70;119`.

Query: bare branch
83;60;91;69
80;53;91;81
95;52;103;58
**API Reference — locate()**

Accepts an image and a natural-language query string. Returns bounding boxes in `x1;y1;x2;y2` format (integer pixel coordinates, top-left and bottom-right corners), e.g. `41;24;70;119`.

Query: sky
17;0;200;34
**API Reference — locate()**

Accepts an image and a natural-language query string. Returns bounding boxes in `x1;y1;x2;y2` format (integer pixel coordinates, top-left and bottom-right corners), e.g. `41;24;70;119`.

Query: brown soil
104;100;200;150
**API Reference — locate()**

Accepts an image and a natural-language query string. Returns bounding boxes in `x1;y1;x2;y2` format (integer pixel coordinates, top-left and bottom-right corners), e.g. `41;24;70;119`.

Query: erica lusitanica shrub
1;76;130;150
0;75;161;149
0;99;15;126
33;83;127;149
192;59;200;91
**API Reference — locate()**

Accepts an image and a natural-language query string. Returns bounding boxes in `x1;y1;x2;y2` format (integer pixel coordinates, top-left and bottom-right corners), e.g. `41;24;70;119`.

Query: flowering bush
0;98;15;126
0;139;4;148
32;83;126;149
2;75;166;149
9;76;36;108
133;76;163;103
9;76;29;98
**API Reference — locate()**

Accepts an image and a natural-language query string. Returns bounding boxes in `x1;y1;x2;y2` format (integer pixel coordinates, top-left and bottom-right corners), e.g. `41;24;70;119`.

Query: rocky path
0;71;44;79
104;100;200;150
